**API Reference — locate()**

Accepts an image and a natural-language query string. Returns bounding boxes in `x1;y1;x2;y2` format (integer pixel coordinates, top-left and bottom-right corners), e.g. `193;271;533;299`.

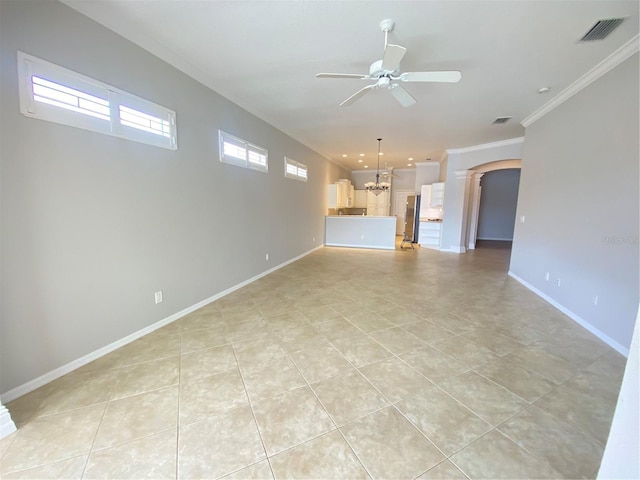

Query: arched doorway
466;159;522;250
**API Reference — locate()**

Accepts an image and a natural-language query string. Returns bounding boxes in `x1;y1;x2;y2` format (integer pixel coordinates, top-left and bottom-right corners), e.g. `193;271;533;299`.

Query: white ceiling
62;0;638;171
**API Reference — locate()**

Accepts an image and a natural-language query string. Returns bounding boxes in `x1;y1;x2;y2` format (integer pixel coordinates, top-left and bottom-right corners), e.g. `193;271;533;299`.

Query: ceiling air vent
493;116;512;125
580;18;624;41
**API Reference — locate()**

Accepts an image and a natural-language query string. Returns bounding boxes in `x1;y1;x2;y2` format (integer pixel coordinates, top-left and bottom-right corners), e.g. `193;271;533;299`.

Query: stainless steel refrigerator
404;195;416;242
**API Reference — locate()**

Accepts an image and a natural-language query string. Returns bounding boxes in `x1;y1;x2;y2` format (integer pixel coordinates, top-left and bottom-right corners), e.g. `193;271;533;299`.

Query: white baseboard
0;405;17;439
1;245;324;404
508;271;629;357
476;237;513;241
440;245;466;253
325;243;395;250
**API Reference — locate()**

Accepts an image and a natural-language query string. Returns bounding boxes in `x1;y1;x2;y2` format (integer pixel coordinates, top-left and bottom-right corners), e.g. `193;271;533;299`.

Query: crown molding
447;137;524;155
437;151;448;163
522;34;639;128
454;169;473;180
414;161;440;167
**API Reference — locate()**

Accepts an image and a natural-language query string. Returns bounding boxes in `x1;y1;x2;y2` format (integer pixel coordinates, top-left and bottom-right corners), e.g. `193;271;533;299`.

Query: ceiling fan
316;19;461;107
379;163;397;178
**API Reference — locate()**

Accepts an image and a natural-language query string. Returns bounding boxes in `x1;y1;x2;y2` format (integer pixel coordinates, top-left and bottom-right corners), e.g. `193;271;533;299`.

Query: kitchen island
325;216;396;250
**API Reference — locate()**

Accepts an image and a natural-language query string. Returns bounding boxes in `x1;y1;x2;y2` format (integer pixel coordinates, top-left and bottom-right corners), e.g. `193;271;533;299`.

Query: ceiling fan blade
316;73;369;79
381;43;406;71
340;84;375;107
389;84;416;108
400;71;462;83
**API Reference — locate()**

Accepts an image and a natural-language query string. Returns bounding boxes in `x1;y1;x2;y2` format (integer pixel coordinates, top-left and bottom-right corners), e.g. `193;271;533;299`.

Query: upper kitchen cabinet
354;190;368;208
420;182;445;220
430;183;445;206
366;189;390;217
328;179;354;208
421;182;445;207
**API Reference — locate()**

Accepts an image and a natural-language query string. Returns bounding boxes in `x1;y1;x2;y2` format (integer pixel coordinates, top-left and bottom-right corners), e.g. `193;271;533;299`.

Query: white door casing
393;190;414;235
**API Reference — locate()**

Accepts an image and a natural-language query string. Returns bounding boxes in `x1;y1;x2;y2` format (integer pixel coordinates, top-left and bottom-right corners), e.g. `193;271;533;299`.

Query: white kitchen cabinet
346;184;354;207
419;221;442;249
327;184;341;208
420;182;444;219
430;182;445;206
328;181;354;208
366;190;390;216
354;190;367;208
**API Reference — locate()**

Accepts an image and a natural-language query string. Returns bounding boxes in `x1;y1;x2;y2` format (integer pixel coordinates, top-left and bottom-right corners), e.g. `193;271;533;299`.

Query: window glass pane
32;76;110;121
248;150;266;166
119;105;171;138
286;162;298;176
223;141;246;160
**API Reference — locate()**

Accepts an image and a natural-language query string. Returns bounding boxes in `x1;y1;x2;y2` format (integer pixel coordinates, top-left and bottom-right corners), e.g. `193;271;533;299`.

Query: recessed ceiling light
537;86;550;94
342;154;347;157
407;163;412;166
379;152;384;156
408;157;414;161
364;165;369;168
358;159;363;163
359;153;365;157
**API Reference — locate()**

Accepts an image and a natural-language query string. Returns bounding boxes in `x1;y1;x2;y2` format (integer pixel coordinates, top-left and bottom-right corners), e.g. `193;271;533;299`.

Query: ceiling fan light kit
316;18;462;108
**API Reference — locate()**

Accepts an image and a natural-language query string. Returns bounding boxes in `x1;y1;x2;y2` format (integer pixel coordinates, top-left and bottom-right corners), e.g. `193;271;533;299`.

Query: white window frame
17;51;177;150
219;130;268;173
284;157;308;182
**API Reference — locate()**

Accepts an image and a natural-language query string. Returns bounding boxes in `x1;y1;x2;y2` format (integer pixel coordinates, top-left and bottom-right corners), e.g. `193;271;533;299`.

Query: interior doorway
475;169;521;248
393;189;415;235
464;160;522;251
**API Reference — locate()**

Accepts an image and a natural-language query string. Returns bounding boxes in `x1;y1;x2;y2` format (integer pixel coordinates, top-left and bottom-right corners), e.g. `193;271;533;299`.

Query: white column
467;173;485;250
0;402;17;438
449;170;473;253
597;305;640;479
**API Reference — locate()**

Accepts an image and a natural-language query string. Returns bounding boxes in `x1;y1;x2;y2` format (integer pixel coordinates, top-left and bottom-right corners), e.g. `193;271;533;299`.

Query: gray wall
390;169;416;192
477;169;521;241
510;53;639;351
0;0;349;394
414;162;440;193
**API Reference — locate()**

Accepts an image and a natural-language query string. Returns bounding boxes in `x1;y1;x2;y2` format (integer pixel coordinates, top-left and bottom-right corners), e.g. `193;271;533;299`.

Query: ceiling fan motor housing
369;60;398;80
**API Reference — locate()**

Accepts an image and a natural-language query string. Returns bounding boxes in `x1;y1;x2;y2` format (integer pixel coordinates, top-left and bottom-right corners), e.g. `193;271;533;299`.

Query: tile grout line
79;400;109;479
175;328;183;480
284;344;376;480
229;342;276;480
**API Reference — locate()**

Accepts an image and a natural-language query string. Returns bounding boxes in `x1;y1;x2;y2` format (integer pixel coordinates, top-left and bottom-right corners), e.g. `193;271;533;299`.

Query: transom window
219;130;268;173
284;157;308;182
18;51;177;150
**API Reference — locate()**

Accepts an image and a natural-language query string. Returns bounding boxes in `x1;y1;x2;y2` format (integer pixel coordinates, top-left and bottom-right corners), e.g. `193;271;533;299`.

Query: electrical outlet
593;295;599;306
154;291;163;304
544;272;550;281
265;253;269;261
520;215;526;223
555;278;561;287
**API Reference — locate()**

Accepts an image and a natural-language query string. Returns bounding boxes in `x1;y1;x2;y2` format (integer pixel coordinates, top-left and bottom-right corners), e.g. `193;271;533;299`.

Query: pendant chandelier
364;138;391;196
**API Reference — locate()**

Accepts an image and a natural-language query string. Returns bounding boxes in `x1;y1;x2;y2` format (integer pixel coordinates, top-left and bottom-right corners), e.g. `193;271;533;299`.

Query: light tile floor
1;244;627;479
